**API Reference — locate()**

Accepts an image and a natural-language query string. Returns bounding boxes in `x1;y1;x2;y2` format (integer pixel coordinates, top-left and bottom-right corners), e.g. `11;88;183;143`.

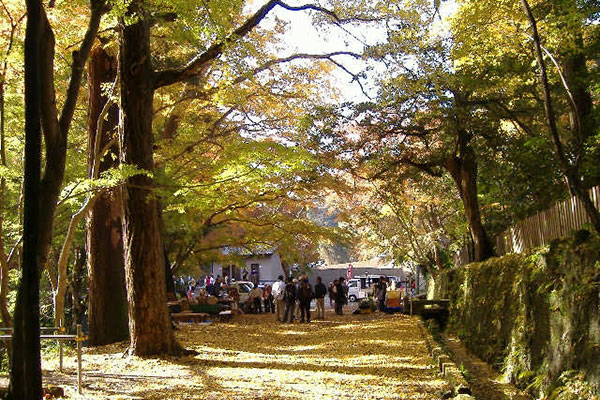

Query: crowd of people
176;274;239;299
176;273;394;322
267;275;351;323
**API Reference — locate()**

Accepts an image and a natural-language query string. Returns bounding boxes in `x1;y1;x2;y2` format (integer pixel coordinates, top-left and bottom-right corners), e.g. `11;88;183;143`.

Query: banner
346;264;353;281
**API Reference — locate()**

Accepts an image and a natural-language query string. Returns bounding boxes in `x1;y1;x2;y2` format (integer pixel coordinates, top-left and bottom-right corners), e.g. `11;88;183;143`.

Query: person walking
328;281;335;307
293;278;300;321
374;276;388;312
228;285;240;312
272;275;285;321
314;276;327;320
334;277;347;315
249;285;263;313
283;277;297;323
297;278;314;323
263;284;274;313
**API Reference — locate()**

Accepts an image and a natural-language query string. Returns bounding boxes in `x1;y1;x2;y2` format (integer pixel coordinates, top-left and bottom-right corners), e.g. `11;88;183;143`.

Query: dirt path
441;335;532;400
12;311;449;399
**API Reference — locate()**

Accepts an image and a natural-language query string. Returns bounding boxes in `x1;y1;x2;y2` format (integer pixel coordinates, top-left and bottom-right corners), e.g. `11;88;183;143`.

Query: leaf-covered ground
25;311;448;399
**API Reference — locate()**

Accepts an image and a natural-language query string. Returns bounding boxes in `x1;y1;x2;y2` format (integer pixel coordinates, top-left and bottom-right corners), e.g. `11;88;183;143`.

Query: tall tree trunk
119;0;180;356
86;44;129;346
8;0;43;397
10;2;105;396
116;0;279;356
445;147;495;263
68;247;86;332
522;0;600;233
444;92;495;263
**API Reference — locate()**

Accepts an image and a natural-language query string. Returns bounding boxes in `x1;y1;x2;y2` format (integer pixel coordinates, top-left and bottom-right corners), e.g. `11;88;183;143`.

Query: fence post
59;319;64;372
77;324;83;394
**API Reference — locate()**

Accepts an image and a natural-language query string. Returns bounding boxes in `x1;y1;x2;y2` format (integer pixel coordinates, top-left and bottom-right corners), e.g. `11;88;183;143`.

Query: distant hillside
308;207;352;264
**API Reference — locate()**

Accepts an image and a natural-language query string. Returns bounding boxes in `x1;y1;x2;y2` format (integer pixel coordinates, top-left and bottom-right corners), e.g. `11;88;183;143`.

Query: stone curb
416;319;475;400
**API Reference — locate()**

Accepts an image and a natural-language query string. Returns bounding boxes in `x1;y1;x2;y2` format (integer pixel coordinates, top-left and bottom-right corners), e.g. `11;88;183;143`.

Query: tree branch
59;0;107;135
153;0;365;90
153;0;281;89
521;0;568;170
233;51;363;84
370;157;444;180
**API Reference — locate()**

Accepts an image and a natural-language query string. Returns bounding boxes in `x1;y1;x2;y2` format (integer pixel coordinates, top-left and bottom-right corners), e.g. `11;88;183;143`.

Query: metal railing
0;324;86;394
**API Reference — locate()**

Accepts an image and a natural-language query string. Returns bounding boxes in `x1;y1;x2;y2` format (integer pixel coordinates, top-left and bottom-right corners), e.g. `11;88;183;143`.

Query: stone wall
435;232;600;399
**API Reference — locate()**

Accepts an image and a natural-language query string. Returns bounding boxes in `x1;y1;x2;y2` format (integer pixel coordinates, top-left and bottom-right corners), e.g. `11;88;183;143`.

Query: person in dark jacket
297;279;314;323
212;277;223;296
282;277;297;323
334;277;347;315
328;280;336;307
374;276;388;312
314;276;327;320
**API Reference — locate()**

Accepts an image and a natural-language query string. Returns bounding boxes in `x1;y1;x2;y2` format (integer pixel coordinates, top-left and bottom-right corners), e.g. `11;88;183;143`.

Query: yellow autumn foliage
40;312;446;399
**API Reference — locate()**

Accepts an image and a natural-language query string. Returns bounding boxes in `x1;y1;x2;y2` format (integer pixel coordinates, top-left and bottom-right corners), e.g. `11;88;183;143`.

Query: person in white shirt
271;275;285;321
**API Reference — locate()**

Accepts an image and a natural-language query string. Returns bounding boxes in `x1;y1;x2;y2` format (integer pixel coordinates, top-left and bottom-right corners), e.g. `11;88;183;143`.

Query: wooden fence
455;186;600;266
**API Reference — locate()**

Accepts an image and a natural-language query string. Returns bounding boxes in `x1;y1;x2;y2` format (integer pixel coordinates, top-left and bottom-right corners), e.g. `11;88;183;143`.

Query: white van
347;275;401;302
347;278;368;302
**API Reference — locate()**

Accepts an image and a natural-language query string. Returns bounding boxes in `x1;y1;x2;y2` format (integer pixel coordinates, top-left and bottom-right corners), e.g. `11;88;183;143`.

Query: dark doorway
250;263;260;285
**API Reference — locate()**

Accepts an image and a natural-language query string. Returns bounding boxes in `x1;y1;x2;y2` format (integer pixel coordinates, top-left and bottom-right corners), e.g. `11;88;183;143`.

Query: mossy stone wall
435;232;600;399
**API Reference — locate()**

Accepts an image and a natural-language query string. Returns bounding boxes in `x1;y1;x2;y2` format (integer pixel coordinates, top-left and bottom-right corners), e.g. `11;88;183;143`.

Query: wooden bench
170;312;209;323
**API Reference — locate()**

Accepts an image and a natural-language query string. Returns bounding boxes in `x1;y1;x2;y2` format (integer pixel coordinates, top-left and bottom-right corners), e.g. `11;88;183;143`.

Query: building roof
222;246;276;257
315;258;395;270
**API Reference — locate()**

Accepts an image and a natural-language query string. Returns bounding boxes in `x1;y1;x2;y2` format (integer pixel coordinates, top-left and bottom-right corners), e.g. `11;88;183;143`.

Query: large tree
452;0;600;231
118;0;178;354
9;0;106;396
9;0;43;396
118;0;365;355
520;0;600;231
301;1;497;262
86;43;128;346
118;0;277;355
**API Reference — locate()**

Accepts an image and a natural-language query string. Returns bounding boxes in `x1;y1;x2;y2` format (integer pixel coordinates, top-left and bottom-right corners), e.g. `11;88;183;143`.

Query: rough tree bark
86;44;129;346
118;0;284;356
445;150;494;262
119;1;180;355
444;94;495;262
67;247;86;332
10;1;105;397
8;0;43;397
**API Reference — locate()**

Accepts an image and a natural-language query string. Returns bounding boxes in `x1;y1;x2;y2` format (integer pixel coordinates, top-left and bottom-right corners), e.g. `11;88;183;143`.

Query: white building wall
244;253;284;282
